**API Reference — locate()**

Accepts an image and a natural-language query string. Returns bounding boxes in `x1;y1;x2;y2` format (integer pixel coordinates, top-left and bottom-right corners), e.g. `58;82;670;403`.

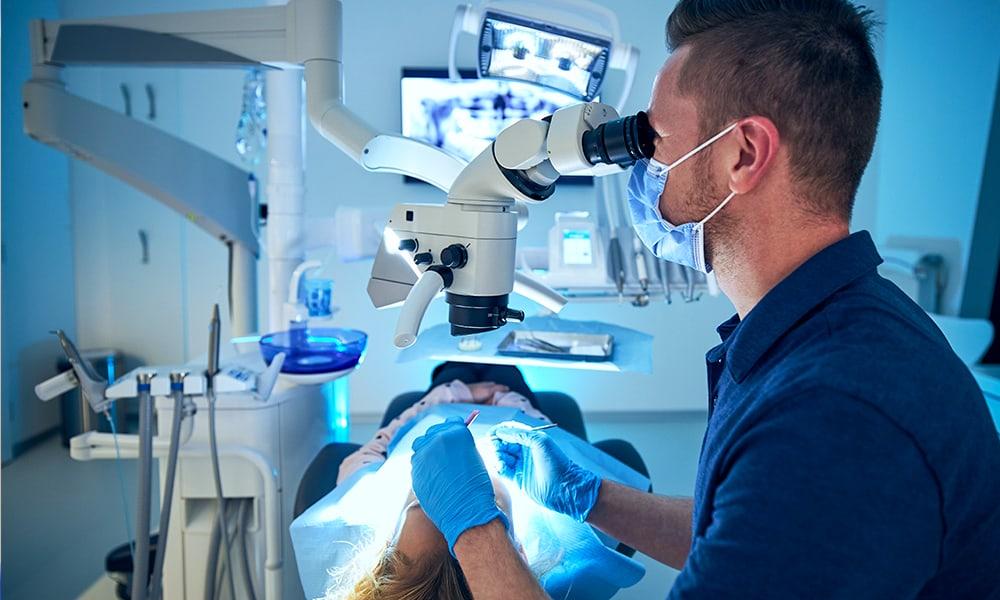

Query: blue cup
303;278;333;318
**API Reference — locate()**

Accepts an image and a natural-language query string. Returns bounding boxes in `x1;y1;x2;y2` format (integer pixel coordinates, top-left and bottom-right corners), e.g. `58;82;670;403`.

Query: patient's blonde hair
346;544;472;600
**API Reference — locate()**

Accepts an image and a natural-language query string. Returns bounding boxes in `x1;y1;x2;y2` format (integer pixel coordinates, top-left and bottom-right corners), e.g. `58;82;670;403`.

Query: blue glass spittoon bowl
259;328;368;375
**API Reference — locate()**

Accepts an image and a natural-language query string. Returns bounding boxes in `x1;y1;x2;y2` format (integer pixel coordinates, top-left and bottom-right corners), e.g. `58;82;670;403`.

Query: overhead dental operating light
449;0;639;112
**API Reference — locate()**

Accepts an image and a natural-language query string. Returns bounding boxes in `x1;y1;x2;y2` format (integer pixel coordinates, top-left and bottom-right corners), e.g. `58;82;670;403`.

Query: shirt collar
718;230;883;382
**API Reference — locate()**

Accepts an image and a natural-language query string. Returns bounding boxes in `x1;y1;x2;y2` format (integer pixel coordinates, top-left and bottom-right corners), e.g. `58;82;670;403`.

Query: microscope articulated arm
447;102;625;207
304;60;466;193
27;0;466;197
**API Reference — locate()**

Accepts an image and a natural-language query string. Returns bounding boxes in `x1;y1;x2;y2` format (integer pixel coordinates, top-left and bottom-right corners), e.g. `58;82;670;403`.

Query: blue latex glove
410;417;509;555
491;423;602;522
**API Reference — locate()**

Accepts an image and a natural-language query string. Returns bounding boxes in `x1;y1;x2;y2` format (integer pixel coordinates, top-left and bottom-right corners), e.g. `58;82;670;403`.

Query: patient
293;362;649;600
337;371;550;599
347;469;528;600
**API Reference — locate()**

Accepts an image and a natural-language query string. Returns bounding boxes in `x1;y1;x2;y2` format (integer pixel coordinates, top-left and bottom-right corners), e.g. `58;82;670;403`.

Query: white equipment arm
24;74;259;253
26;0;465;193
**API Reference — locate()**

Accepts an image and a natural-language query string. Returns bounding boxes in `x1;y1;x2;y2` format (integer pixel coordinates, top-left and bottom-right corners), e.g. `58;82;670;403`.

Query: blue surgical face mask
627;123;738;273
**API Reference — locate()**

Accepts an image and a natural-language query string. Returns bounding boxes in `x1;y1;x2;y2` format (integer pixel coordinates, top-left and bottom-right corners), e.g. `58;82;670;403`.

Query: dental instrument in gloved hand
529;423;557;431
490;423;602;522
410;417;510;555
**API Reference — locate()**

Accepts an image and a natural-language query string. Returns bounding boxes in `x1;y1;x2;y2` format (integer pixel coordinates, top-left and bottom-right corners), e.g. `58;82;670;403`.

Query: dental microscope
368;103;657;347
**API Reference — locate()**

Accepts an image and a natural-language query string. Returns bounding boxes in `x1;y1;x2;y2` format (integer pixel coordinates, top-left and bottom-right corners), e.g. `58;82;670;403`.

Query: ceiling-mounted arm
28;0;466;192
23;68;259;254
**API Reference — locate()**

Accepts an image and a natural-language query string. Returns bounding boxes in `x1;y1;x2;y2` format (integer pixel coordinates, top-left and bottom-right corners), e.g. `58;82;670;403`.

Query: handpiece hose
133;372;154;600
148;372;187;600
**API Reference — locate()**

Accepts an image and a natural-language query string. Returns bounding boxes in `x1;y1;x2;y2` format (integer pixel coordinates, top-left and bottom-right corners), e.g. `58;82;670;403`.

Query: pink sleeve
339;380;476;483
336;434;388;484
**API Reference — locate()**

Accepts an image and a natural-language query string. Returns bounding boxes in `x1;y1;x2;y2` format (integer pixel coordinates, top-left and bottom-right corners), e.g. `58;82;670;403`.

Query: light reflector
479;11;610;101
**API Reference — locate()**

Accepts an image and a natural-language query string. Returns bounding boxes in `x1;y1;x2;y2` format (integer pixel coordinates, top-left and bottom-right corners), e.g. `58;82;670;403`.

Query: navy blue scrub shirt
668;231;1000;599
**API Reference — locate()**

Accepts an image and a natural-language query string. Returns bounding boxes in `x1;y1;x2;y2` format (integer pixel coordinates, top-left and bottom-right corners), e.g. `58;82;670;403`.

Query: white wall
1;0;76;461
875;0;1000;315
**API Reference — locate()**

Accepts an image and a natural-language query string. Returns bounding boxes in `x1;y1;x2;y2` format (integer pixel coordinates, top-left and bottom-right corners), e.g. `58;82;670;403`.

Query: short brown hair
666;0;882;221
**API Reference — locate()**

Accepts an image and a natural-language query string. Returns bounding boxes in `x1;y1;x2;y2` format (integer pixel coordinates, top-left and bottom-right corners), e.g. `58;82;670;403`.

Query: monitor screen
561;229;594;266
401;68;591;183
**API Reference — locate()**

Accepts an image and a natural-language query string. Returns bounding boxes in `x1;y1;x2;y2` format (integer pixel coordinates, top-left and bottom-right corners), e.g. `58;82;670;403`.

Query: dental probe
530;423;558;431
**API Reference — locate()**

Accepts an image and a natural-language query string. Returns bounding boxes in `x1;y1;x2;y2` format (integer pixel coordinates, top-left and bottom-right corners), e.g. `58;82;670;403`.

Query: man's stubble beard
693;147;741;274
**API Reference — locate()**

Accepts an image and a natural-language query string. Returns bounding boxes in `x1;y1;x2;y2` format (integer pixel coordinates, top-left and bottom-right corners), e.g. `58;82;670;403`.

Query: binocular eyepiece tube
581;110;657;167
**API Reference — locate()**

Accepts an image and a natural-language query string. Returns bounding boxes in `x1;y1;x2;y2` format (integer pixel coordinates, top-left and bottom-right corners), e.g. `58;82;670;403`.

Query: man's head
647;0;881;268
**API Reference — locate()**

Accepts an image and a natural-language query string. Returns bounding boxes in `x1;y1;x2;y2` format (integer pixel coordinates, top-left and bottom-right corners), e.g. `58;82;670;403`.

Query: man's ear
728;117;779;194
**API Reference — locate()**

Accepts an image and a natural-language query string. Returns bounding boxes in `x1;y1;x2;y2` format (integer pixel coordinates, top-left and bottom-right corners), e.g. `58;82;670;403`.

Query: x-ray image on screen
401;69;583;164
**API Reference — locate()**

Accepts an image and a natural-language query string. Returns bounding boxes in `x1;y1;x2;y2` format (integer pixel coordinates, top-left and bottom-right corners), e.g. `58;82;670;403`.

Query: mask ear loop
699;190;737;225
666;122;739;171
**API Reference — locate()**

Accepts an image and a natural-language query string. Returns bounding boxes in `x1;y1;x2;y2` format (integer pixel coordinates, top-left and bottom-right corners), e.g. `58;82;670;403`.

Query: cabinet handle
120;83;131;117
145;84;156;121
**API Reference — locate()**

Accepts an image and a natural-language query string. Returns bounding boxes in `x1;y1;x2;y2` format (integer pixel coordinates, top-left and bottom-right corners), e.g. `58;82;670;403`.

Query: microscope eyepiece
581;110;656;167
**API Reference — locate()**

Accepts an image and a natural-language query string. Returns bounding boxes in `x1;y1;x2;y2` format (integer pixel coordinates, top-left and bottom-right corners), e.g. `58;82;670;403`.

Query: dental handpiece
657;260;672;304
633;237;649;291
207;304;221;378
600;175;629;302
632;237;651;307
608;237;626;301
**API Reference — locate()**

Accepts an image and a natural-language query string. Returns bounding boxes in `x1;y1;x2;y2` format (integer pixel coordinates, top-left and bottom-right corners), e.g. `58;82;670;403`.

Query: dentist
410;0;1000;598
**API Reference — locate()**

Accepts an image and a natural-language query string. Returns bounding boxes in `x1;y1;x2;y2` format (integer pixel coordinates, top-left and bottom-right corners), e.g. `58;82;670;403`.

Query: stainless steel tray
497;330;614;362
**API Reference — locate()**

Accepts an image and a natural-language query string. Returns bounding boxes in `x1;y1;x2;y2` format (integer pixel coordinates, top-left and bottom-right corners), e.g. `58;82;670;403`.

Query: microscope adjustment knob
440;244;469;269
503;307;526;323
398;238;418;252
413;252;434;266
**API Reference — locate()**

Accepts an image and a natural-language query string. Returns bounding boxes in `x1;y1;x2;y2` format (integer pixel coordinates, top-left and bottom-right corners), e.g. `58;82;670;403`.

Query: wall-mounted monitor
400;67;592;184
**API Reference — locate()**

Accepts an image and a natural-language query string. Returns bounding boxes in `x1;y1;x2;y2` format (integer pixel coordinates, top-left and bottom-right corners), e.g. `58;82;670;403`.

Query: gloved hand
410;417;509;555
491;423;602;522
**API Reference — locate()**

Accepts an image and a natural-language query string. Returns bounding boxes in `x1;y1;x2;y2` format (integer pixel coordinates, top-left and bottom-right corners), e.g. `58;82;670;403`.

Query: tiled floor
2;411;707;599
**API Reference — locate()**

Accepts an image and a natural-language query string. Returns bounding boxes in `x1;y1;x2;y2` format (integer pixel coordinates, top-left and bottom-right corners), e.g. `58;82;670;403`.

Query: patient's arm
454;519;550;600
586;480;693;570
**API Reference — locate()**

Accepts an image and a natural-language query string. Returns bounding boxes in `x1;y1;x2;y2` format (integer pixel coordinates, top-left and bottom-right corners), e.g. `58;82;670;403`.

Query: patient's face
395;474;516;563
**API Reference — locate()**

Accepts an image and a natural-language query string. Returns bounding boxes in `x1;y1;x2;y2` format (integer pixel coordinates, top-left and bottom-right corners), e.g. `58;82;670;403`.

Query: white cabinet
68;66;247;365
